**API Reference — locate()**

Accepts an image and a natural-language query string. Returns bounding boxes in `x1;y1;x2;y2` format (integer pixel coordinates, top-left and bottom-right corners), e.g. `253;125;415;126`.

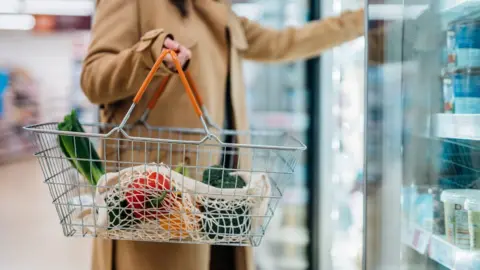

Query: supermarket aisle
0;159;91;270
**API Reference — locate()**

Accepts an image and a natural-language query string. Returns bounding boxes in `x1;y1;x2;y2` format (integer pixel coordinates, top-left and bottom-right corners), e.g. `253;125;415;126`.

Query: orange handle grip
147;71;204;111
132;49;202;117
147;76;171;110
170;50;202;117
133;49;169;104
185;71;204;107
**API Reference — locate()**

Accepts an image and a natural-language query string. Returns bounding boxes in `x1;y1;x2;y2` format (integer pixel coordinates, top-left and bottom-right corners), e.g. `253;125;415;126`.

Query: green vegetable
201;165;249;240
58;110;104;185
108;184;168;230
174;163;191;178
107;194;137;229
145;191;168;209
202;165;245;189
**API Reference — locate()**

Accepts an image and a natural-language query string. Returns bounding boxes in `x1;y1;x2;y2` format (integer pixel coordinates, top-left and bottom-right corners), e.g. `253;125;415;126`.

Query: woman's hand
162;37;192;71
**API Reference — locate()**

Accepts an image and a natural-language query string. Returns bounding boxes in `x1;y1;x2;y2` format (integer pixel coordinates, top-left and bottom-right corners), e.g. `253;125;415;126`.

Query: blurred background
1;0;480;270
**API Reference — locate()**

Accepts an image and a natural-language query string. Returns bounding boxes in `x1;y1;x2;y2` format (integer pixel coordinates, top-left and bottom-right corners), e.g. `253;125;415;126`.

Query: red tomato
147;172;171;190
125;172;175;220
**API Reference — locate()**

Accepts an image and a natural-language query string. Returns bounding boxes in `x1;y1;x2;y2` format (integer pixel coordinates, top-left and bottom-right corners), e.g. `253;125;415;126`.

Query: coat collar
193;0;229;30
192;0;248;51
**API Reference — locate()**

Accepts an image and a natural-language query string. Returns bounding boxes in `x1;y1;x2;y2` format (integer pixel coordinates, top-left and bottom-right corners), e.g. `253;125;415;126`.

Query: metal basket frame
24;50;306;246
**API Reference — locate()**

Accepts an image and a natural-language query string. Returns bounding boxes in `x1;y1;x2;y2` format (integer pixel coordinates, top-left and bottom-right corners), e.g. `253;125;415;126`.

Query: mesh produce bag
70;164;271;243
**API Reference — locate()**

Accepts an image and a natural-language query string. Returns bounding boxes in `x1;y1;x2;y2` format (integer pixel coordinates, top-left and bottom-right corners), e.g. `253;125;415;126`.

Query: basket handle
145;72;203;111
140;69;221;130
118;49;211;133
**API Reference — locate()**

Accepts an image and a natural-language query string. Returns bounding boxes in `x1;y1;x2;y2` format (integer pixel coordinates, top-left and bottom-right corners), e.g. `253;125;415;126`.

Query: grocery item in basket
57;110;104;185
201;165;248;240
465;197;480;250
441;189;480;249
202;165;246;189
106;171;178;230
69;163;271;243
125;171;174;218
449;19;480;68
102;167;200;239
174;157;191;177
452;68;480;114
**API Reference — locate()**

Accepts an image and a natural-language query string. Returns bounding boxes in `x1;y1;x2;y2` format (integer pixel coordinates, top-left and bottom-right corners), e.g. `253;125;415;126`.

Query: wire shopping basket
24;50;306;246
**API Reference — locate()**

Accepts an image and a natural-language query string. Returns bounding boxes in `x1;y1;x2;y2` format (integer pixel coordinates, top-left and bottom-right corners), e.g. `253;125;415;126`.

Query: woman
81;0;367;269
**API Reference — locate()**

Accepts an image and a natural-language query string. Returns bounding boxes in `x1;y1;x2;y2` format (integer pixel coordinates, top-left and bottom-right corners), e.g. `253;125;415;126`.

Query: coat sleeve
81;0;174;105
238;9;364;62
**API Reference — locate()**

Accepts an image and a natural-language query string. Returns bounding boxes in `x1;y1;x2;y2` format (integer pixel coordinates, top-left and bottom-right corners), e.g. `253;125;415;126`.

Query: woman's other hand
162;37;192;71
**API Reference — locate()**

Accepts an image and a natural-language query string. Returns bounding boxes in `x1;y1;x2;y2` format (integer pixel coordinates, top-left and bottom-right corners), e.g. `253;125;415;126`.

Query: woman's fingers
164;38;179;51
176;45;192;68
162;52;174;69
162;37;191;70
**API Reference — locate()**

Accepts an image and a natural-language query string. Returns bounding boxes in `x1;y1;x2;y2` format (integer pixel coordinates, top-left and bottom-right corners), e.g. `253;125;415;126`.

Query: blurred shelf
368;4;428;20
432;113;480;140
402;222;480;269
442;0;480;26
251;111;308;132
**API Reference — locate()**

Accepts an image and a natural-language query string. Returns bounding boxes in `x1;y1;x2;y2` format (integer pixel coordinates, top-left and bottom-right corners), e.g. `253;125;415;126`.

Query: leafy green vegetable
201;199;250;240
107;194;137;229
201;165;249;240
58;110;104;185
202;165;245;189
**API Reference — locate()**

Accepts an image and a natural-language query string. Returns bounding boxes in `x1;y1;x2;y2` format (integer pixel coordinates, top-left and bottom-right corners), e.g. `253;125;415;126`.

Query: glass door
317;0;366;269
365;0;480;269
231;1;310;269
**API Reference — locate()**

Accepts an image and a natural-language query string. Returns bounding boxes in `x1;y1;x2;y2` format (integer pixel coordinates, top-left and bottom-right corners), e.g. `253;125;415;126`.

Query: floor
0;158;91;270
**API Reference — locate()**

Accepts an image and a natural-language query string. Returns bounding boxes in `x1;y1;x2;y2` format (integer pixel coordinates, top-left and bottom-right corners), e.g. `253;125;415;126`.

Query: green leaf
70;110;86;133
57;110;105;185
58;134;77;170
59;134;92;184
70;110;104;173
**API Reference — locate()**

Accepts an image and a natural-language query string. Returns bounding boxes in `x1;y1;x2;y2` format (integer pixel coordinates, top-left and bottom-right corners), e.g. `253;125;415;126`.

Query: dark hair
169;0;188;17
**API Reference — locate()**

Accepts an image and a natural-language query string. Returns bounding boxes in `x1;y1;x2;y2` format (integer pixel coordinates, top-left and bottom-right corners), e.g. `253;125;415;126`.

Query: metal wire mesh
26;122;304;246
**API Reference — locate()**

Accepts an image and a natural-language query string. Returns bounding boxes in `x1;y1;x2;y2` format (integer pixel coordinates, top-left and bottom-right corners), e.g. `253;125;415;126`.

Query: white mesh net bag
71;163;271;244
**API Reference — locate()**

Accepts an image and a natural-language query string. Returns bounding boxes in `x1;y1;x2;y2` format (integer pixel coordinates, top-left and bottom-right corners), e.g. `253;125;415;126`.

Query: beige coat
81;0;366;269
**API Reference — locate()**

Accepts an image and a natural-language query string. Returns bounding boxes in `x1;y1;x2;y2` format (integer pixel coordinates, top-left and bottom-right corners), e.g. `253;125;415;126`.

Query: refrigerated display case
313;0;366;269
364;0;480;269
231;1;311;269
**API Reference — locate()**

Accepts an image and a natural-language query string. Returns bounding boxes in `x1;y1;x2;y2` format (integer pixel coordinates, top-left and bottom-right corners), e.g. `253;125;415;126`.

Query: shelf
368;4;428;20
432;114;480;140
442;0;480;25
402;223;480;269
